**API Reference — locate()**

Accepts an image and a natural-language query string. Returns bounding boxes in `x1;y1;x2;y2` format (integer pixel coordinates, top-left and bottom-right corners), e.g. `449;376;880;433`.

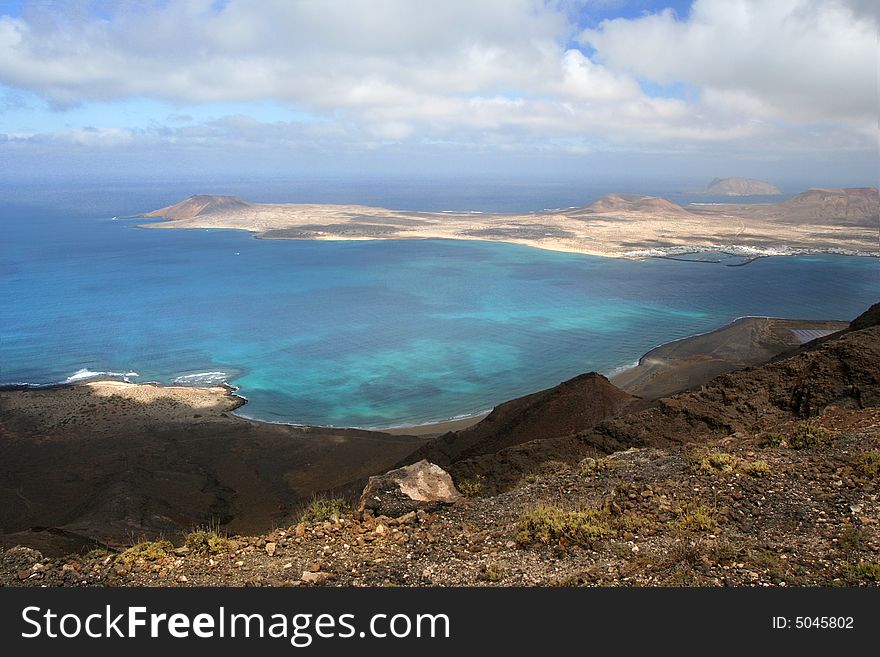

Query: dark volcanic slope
0;387;424;554
402;373;636;469
451;303;880;492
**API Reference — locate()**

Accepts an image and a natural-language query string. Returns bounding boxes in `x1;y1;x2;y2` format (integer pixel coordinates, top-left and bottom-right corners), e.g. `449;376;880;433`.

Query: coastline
2;313;849;434
609;315;849;399
0;378;487;437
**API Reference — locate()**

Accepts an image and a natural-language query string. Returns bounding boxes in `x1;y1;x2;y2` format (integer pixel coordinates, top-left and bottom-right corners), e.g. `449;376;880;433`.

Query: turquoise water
2;198;878;428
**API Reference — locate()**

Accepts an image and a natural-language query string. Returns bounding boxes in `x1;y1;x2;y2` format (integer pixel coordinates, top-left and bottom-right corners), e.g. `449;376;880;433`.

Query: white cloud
580;0;878;127
0;0;875;161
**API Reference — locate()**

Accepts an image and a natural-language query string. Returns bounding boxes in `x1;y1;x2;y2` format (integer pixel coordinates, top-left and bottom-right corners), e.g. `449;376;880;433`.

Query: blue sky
0;0;876;185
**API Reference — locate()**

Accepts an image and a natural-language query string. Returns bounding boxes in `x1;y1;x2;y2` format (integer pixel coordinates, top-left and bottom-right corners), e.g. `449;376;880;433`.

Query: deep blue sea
2;179;878;428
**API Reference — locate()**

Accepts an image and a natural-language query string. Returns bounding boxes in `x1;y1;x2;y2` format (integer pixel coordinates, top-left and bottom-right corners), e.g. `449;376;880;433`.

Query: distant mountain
776;187;879;222
585;193;693;216
694;177;781;196
144;194;252;220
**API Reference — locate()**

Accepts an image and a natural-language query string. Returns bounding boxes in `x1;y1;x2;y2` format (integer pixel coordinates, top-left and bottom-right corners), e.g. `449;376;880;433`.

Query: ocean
2;179;878;428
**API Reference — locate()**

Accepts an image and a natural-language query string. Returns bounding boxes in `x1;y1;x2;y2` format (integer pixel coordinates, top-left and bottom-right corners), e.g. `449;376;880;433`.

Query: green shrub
117;540;173;565
457;474;486;497
853;450;880;478
759;432;786;448
738;459;771;477
580;457;612;475
516;505;613;547
688;449;739;474
184;529;231;555
300;497;349;523
846;562;880;582
788;423;832;449
839;523;866;556
479;562;507;583
677;505;716;533
619;513;649;533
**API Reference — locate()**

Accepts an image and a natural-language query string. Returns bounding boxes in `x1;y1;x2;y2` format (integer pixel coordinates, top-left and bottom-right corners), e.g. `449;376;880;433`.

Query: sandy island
141;187;879;260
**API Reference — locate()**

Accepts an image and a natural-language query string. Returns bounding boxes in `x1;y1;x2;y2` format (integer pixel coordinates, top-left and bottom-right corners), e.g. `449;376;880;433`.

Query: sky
0;0;877;186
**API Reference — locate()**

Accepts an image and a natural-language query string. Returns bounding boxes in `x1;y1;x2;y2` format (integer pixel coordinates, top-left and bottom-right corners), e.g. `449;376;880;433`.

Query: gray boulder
358;460;461;517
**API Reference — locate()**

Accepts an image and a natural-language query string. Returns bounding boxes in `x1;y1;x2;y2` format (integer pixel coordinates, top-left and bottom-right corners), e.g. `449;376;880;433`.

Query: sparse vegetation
687;449;769;476
517;505;613;547
853;450;880;478
117;539;174;565
759;432;786;448
688;449;739;474
580;457;613;476
457;474;486;497
839;523;866;557
710;539;744;564
537;460;568;475
479;562;507;582
618;513;650;533
676;505;716;532
788;422;832;449
738;459;771;476
299;496;349;523
185;529;231;555
845;561;880;582
745;547;784;572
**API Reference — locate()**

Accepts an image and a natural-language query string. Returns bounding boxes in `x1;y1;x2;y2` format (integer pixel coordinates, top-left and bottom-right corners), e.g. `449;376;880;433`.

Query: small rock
392;511;417;525
294;523;306;538
301;571;331;584
265;542;277;557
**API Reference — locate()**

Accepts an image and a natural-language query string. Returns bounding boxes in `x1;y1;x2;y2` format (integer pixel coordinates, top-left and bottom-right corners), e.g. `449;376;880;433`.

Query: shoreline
609;315;849;399
148;221;880;262
1;312;848;434
0;378;488;436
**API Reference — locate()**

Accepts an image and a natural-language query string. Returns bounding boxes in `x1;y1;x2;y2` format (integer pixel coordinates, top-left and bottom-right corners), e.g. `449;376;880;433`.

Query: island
690;176;782;196
141;187;879;260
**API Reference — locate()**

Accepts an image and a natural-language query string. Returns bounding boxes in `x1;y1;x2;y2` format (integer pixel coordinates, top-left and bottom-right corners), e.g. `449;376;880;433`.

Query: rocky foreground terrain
2;305;877;587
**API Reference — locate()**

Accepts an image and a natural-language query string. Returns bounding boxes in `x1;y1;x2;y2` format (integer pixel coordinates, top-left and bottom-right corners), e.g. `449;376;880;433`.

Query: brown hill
143;194;252;220
401;373;636;469
776;187;879;223
584;194;693;217
450;303;880;492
